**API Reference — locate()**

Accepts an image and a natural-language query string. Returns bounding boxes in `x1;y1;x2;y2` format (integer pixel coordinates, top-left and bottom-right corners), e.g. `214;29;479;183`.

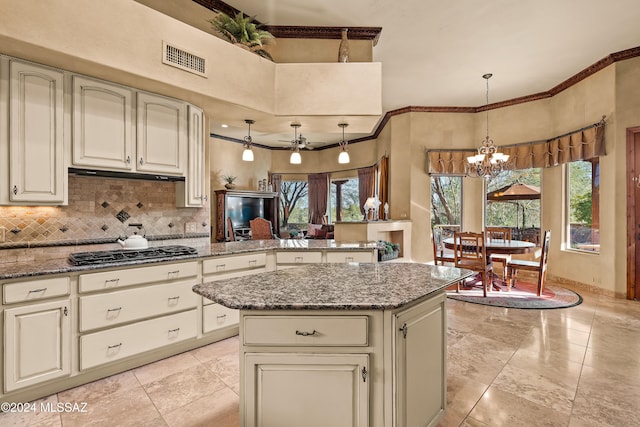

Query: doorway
626;126;640;300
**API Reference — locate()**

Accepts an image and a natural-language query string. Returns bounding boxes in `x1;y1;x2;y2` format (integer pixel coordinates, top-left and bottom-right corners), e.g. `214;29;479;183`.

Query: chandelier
242;119;255;162
465;73;510;178
337;122;350;164
289;122;302;164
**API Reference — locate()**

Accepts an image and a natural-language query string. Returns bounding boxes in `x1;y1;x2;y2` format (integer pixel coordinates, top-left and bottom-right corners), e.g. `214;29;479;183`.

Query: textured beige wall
271;39;373;63
209;138;272;192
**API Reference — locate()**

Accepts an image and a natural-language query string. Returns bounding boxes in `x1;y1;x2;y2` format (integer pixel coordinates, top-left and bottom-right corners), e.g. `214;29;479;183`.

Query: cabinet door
244;353;369;427
4;299;71;392
72;76;134;170
395;293;446;427
176;104;205;206
9;60;65;203
136;92;186;175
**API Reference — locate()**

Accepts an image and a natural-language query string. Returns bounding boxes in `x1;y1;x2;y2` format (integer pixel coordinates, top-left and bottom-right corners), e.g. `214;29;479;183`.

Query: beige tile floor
2;281;640;426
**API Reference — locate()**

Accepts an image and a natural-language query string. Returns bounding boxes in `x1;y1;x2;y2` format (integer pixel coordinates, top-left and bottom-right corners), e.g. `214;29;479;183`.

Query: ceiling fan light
290;151;302;164
338;149;350;164
242;147;254;162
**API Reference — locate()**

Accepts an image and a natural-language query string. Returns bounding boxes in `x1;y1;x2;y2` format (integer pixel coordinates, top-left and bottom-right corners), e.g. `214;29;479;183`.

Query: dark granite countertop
193;263;473;310
0;240;378;281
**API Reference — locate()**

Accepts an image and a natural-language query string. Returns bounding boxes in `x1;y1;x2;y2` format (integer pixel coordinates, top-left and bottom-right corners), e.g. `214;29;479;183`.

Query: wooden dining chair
249;217;276;240
453;231;492;297
506;230;551;295
486;226;512;280
431;224;460;265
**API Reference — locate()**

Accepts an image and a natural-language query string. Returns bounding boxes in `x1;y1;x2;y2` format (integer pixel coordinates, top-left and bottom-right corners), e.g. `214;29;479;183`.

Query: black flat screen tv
227;196;265;229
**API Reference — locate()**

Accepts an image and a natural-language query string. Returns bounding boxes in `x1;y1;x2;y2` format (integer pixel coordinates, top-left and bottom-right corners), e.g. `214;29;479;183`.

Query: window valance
427;117;606;175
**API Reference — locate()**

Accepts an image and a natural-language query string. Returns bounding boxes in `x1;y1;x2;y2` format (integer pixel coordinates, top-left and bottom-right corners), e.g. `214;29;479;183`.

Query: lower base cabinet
203;303;239;333
4;299;71;392
244;353;369;427
80;309;197;370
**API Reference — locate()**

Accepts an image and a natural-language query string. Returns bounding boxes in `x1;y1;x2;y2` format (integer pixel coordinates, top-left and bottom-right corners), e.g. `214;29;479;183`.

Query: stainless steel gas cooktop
68;245;198;266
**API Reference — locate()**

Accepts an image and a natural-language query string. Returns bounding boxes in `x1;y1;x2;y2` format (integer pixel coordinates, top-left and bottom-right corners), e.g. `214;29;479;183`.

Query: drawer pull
168;328;180;333
168;296;180;302
294;256;303;263
168;270;180;275
107;343;122;349
248;259;257;265
295;330;317;337
105;278;120;285
346;257;354;262
107;307;122;313
216;314;227;319
216;264;226;270
28;288;47;293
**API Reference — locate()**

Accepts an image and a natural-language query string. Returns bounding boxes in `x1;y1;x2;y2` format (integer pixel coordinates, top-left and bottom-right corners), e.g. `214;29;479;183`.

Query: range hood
68;168;185;182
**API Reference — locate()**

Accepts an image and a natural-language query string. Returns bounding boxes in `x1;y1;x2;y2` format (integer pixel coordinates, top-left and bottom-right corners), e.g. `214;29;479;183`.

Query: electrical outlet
185;222;197;233
0;227;5;243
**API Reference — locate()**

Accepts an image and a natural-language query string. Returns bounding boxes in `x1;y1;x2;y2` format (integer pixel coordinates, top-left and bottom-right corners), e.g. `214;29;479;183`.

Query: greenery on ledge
209;11;275;61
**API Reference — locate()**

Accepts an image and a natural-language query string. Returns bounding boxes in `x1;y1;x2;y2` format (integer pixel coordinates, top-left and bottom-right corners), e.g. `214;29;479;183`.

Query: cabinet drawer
3;276;70;304
203;303;239;333
79;261;198;293
276;251;323;264
79;280;198;332
243;315;368;346
326;251;374;263
80;309;197;370
203;252;266;275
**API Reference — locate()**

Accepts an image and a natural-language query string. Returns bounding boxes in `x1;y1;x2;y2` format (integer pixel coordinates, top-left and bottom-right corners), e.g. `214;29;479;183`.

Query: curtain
426;119;606;174
378;156;389;209
308;173;328;224
358;166;377;216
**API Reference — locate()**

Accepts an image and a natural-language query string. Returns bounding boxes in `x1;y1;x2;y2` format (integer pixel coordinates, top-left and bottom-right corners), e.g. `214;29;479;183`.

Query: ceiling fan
278;123;317;149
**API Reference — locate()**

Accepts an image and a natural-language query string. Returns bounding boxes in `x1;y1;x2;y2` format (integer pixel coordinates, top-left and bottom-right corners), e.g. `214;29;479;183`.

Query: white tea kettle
117;225;148;249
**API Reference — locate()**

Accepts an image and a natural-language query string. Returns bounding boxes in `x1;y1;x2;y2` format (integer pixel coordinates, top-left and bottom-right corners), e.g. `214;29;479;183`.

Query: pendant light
242;119;255;162
337;122;350;164
289;123;302;164
465;73;510;178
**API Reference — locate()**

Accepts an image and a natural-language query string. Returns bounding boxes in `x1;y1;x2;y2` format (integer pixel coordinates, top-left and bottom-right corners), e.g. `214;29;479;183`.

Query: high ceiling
167;0;640;147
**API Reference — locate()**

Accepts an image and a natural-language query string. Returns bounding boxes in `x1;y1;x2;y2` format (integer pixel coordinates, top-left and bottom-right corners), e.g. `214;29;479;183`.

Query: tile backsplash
0;175;209;250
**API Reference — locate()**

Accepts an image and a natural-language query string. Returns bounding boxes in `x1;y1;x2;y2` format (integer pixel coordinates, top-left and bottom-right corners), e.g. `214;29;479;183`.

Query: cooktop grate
68;245;198;266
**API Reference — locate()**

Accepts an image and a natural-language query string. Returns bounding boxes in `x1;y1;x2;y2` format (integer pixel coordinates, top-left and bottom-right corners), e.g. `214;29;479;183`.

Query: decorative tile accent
168;222;175;228
116;210;130;223
59;225;69;232
137;202;144;209
10;228;21;234
202;222;207;227
101;201;110;208
101;225;109;231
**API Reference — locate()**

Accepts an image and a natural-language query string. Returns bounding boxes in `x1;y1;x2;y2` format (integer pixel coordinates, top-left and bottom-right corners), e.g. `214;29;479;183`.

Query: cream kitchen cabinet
136;91;186;175
176;104;206;207
1;58;66;205
72;75;134;170
4;298;71;392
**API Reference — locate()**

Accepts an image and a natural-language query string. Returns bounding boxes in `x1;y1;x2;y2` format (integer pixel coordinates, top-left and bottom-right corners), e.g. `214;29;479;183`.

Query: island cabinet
2;276;71;392
193;262;470;427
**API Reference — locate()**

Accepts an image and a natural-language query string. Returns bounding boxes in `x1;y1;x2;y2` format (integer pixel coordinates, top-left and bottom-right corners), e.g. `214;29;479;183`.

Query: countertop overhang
193;263;473;310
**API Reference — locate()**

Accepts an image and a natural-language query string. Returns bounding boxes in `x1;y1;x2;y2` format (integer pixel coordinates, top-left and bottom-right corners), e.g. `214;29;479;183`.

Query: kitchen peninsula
193;262;472;427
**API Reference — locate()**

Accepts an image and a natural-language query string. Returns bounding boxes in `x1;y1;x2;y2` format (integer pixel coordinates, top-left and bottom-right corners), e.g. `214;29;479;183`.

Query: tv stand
214;189;280;242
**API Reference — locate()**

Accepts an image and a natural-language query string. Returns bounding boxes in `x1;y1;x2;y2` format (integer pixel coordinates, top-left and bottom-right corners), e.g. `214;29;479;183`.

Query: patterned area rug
446;278;582;309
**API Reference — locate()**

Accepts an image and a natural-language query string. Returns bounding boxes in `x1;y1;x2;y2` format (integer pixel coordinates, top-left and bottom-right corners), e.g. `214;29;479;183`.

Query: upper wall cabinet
72;76;134;170
6;59;65;204
177;105;206;207
136;92;186;176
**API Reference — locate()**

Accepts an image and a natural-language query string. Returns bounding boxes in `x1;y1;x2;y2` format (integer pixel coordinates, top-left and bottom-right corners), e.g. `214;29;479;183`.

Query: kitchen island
193;262;472;427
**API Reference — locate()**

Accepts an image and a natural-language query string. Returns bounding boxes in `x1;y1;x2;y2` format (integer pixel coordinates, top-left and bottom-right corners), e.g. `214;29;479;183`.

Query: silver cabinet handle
28;288;47;293
108;343;122;349
126;155;131;164
12;185;17;195
168;296;180;303
295;330;317;337
216;264;226;271
107;307;122;312
294;256;303;263
216;314;227;319
203;195;208;202
105;278;120;285
139;157;144;165
168;328;180;333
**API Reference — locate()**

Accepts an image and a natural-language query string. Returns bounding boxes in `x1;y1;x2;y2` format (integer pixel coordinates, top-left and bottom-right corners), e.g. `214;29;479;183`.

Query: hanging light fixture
289;122;302;164
465;73;510;178
242;119;255;162
337;122;350;164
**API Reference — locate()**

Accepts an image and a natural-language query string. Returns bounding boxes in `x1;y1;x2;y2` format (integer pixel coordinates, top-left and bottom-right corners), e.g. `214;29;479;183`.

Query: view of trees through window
330;178;361;222
430;176;462;226
567;159;600;252
486;168;541;234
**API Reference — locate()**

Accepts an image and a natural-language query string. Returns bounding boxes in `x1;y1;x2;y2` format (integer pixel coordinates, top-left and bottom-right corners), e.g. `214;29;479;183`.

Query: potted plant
223;174;237;189
209;11;275;60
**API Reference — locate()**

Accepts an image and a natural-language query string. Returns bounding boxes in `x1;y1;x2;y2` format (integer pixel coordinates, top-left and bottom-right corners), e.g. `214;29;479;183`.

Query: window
567;159;600;253
430;176;462;227
279;180;308;229
486;168;541;243
329;177;361;222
